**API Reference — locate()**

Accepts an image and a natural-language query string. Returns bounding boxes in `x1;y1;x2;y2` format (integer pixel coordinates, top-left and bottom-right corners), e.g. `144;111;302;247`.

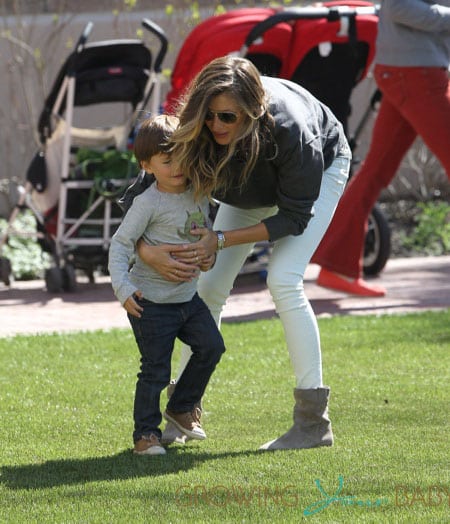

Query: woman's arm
388;0;450;33
167;222;270;260
137;176;269;272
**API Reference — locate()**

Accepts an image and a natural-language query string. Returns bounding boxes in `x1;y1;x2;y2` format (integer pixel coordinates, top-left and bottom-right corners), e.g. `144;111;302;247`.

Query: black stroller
0;18;168;292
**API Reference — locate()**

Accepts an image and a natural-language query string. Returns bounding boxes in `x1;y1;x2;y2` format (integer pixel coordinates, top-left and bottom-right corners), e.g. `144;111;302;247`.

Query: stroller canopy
38;39;152;143
164;7;293;113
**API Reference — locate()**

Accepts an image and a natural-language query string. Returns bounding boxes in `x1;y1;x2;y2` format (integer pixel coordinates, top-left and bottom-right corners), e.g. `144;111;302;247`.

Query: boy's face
141;153;187;194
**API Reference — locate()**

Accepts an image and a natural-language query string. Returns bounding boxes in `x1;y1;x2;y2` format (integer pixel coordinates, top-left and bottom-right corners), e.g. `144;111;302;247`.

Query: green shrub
401;201;450;255
0;211;50;280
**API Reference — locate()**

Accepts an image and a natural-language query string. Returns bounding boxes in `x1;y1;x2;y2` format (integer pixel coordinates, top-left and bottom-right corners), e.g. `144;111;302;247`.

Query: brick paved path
1;256;449;337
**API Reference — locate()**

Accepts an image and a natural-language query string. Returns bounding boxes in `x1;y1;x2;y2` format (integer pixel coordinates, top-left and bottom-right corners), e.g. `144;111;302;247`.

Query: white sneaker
160;421;188;445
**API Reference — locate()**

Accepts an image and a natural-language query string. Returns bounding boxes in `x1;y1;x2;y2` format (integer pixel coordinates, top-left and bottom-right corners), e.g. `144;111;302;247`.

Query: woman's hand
137;240;200;282
163;228;218;270
183;227;217;260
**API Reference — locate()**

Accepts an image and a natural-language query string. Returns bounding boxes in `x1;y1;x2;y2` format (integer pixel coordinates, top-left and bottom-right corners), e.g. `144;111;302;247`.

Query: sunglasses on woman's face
205;109;239;124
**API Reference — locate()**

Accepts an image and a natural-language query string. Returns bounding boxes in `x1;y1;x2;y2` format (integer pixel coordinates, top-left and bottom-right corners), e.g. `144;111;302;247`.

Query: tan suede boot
160;380;203;445
259;387;334;451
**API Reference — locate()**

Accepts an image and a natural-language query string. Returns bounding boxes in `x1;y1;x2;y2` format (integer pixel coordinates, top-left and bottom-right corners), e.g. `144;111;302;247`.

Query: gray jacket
119;77;350;242
375;0;450;67
219;76;350;242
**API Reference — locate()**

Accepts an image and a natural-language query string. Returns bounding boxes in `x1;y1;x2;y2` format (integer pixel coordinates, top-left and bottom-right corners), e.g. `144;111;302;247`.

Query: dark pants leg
167;294;225;413
128;300;180;442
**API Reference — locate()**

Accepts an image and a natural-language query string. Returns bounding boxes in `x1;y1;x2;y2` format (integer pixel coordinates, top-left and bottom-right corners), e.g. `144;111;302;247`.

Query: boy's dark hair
119;115;179;215
133;114;179;165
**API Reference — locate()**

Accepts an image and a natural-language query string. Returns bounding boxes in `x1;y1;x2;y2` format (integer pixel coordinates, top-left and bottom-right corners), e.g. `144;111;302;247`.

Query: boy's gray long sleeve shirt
108;183;210;305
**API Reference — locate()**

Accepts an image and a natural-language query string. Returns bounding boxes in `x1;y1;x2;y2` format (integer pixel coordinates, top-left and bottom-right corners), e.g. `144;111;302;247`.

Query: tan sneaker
162;380;204;445
133;434;166;455
161;406;203;445
161;380;188;445
164;409;206;440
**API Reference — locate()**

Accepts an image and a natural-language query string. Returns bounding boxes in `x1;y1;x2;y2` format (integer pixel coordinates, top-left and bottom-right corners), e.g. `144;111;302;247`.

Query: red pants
313;65;450;278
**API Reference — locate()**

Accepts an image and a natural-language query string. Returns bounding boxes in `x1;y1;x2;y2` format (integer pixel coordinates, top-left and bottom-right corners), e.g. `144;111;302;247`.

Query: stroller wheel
0;257;12;286
45;266;63;293
62;264;77;292
363;205;391;276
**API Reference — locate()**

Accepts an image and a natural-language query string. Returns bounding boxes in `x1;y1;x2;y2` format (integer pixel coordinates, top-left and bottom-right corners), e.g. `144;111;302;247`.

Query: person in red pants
313;0;450;296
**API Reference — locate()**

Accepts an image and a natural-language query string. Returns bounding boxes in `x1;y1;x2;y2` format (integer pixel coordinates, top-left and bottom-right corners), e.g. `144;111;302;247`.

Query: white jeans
177;155;350;389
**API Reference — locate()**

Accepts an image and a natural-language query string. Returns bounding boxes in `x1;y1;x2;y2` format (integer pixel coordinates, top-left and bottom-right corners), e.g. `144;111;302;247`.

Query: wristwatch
215;230;226;250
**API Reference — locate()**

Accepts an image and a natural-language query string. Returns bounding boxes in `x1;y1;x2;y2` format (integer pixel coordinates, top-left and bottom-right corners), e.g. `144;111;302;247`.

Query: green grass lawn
1;311;449;523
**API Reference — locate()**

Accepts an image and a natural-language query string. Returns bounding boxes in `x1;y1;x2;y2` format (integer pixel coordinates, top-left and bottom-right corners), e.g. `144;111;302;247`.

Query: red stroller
164;1;390;277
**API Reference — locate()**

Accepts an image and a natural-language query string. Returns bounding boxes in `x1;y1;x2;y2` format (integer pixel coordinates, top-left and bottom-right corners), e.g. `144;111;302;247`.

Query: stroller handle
242;5;379;49
75;22;94;52
142;18;168;73
66;22;94;75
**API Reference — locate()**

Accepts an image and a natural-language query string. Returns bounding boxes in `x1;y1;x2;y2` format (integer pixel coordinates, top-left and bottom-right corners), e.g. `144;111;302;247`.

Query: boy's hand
123;290;144;318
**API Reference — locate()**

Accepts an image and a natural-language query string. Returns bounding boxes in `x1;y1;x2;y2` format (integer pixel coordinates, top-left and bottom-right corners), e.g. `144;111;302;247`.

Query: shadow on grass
1;447;262;490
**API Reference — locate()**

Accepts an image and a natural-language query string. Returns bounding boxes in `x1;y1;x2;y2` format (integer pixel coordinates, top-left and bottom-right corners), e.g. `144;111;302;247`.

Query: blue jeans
128;293;225;442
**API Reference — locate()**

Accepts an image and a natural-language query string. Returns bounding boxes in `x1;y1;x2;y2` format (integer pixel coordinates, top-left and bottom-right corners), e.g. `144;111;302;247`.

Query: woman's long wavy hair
170;56;274;201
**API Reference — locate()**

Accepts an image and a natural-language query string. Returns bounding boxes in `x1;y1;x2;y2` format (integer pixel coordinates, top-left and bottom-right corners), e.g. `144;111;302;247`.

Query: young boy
108;115;225;456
